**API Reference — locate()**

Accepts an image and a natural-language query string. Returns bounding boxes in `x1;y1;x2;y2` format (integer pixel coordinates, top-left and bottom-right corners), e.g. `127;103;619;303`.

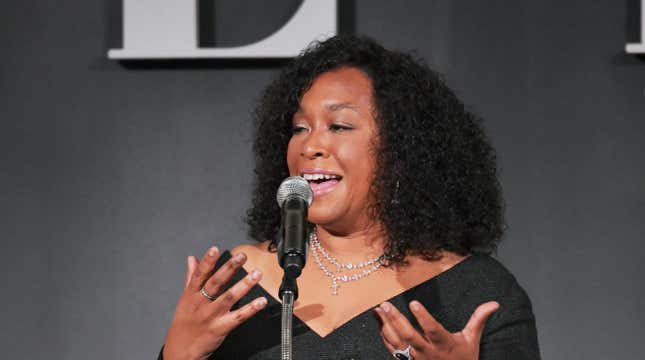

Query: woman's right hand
162;247;267;360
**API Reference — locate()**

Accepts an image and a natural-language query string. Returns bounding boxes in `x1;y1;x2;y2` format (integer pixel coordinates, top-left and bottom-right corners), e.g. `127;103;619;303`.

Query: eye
291;125;308;134
329;123;353;132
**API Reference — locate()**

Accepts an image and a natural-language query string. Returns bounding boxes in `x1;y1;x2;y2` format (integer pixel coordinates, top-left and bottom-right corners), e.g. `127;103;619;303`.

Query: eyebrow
295;102;361;115
325;102;360;113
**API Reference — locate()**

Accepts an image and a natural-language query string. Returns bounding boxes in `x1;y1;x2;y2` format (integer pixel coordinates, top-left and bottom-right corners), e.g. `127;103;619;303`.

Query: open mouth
301;173;342;197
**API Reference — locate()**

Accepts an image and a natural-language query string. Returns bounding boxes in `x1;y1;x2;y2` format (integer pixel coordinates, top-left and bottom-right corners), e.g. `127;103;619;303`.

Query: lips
300;169;343;198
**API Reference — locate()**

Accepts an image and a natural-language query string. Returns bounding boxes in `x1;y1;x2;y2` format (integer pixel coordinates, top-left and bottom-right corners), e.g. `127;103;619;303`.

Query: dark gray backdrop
2;0;644;359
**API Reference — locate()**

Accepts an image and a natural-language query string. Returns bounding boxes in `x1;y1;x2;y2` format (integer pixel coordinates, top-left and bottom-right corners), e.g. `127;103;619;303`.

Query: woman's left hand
374;300;499;360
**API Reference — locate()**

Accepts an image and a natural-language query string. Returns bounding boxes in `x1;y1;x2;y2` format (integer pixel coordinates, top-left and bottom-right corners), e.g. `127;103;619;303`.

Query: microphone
276;176;313;280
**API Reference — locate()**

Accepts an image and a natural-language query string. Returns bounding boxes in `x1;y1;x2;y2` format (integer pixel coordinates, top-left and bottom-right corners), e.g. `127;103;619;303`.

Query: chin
307;211;336;227
308;204;343;226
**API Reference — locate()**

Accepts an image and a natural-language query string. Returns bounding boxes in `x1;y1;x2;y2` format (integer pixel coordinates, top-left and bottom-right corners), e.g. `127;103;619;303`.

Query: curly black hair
245;34;504;265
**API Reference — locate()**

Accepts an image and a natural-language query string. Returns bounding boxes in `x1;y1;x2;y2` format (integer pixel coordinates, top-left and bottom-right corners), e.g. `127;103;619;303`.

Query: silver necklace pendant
310;231;385;295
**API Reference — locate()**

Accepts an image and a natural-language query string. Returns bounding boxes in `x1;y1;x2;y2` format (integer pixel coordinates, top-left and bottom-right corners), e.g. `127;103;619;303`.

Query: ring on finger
200;287;217;301
392;345;413;360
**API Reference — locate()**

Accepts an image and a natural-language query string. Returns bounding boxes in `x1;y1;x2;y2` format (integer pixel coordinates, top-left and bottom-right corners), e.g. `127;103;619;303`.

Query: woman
161;35;539;359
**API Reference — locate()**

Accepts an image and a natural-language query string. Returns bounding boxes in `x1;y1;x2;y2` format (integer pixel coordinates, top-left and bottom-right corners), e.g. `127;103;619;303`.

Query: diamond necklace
310;231;386;295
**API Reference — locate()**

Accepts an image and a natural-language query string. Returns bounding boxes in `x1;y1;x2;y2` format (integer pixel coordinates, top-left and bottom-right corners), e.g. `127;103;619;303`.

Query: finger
409;300;450;344
378;330;398;354
187;246;220;291
209;268;262;314
212;296;268;334
463;301;500;340
184;256;198;290
380;302;431;352
374;306;405;350
201;252;247;299
375;310;425;360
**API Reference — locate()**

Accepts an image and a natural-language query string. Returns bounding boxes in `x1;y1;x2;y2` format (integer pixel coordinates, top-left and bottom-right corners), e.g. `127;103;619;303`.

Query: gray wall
2;0;643;359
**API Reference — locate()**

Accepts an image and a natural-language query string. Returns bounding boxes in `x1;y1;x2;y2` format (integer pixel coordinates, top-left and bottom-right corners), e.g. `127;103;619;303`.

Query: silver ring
200;287;217;301
392;345;413;360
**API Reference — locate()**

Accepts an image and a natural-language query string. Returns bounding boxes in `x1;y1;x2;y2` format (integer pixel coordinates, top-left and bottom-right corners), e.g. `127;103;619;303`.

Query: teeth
302;173;339;181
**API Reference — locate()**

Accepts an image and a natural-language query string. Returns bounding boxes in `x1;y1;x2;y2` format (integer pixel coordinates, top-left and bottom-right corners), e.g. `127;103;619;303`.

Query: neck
314;223;386;262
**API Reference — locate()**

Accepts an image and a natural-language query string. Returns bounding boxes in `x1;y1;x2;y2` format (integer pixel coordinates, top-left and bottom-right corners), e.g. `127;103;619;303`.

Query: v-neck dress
160;251;540;359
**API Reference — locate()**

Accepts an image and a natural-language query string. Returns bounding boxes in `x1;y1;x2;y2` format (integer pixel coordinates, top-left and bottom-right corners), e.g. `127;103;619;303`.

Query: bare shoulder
231;241;274;267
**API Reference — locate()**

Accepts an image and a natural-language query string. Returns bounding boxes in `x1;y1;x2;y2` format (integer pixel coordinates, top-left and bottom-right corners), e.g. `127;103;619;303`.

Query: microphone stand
279;274;298;360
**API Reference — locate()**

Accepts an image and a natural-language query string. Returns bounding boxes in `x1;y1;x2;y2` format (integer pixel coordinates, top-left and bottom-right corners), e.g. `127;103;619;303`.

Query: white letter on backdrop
108;0;337;59
626;0;645;53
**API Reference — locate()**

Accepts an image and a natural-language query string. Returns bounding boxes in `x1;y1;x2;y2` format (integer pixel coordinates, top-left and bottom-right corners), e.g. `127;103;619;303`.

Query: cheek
286;138;298;174
338;140;376;184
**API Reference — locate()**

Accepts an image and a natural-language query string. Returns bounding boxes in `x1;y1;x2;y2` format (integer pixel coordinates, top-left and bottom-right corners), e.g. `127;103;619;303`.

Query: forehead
297;67;375;114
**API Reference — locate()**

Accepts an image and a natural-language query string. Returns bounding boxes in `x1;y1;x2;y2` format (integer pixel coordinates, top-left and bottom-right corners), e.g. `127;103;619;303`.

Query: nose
300;129;329;159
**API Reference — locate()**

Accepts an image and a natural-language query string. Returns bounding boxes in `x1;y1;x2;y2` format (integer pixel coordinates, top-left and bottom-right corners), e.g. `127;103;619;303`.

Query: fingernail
250;269;262;280
410;301;421;312
254;297;267;308
381;302;391;312
208;247;218;257
234;253;245;264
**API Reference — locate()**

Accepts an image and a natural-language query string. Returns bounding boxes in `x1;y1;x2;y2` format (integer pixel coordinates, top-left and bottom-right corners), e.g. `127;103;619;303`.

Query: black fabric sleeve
478;271;541;360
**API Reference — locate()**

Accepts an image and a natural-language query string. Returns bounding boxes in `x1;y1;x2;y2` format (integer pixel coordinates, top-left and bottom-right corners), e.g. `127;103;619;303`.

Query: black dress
160;251;540;359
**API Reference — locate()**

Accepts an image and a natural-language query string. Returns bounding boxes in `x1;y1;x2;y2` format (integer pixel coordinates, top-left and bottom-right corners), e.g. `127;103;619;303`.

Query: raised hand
162;247;267;360
374;300;499;360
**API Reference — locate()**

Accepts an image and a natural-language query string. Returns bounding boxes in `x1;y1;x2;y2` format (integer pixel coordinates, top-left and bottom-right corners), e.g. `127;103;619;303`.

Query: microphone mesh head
276;176;314;208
